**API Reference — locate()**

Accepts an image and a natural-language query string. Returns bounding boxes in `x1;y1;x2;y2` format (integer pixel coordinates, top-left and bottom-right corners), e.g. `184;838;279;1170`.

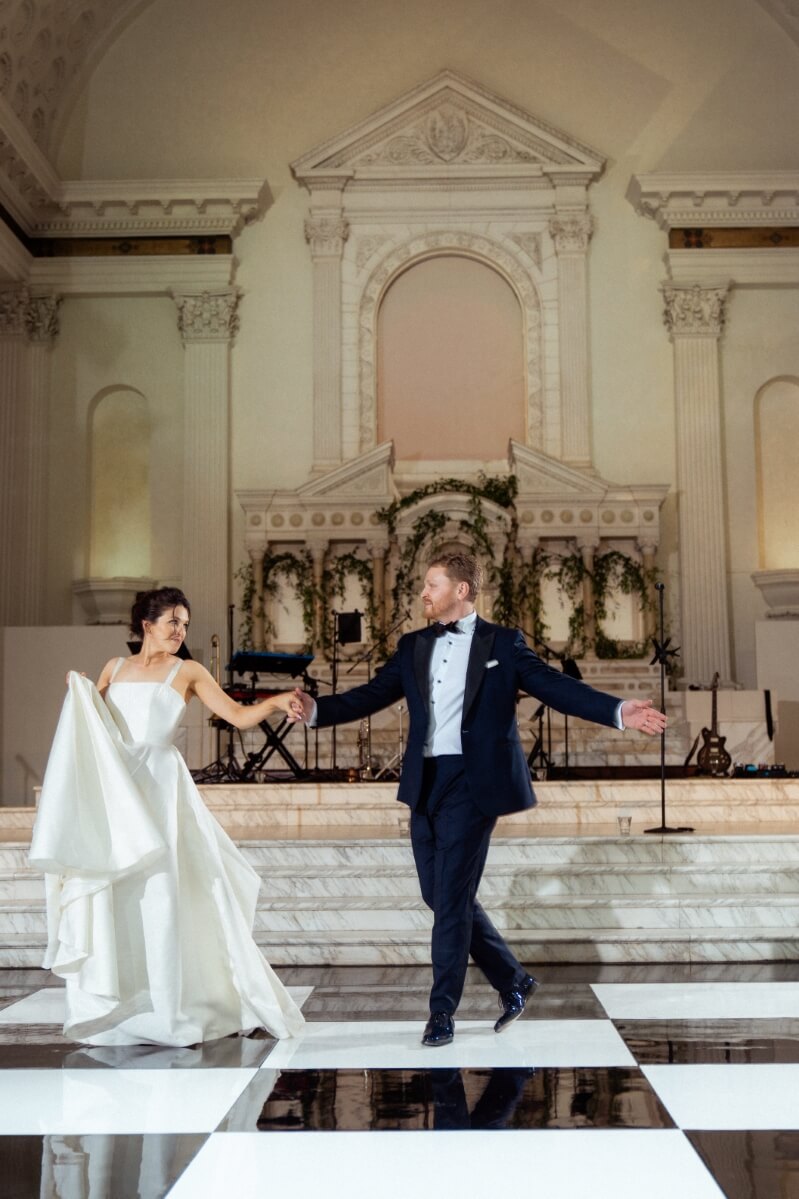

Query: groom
293;551;666;1046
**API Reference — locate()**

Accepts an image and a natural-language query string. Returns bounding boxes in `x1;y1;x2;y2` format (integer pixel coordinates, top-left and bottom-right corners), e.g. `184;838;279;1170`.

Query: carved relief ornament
662;284;729;337
304;216;350;258
549;214;594;254
174;289;241;342
0;287;60;341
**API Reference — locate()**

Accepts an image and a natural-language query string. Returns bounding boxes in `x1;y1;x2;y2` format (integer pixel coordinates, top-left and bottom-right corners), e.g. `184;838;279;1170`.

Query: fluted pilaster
173;289;240;664
305;214;349;473
550;214;593;468
0;290;60;626
663;282;731;683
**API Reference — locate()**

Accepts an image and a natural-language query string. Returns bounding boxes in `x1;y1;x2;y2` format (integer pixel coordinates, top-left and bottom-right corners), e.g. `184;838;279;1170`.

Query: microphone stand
644;582;692;834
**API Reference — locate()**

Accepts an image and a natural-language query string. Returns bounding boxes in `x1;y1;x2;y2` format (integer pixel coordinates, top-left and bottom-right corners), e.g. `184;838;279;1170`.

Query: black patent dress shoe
422;1011;455;1046
494;974;539;1033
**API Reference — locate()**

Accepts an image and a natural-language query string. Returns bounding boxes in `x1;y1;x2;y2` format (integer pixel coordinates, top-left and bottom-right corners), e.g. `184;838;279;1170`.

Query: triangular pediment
509;442;608;497
292;71;604;182
297;442;396;501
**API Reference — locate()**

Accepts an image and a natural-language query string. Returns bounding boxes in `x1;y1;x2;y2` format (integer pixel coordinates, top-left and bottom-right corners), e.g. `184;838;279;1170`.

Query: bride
30;587;306;1047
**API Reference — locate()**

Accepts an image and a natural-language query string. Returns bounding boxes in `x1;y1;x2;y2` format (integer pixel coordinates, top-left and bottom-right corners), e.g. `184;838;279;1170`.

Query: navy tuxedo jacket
316;617;622;818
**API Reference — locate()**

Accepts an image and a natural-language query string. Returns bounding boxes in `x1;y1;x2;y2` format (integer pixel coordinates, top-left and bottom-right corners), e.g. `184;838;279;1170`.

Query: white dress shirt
424;611;477;757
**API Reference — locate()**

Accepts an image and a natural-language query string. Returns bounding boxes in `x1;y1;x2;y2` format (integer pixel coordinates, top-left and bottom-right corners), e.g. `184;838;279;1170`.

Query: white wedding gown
29;661;305;1046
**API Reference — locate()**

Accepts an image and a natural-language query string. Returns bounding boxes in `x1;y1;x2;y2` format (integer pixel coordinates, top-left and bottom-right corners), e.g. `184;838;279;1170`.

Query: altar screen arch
377;255;525;460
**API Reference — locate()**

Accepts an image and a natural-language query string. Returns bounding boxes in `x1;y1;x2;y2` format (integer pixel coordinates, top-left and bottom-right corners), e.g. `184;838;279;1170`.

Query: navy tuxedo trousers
411;754;525;1014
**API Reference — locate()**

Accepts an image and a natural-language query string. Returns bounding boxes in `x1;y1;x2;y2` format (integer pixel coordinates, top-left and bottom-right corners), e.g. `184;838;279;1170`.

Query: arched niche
377;253;526;461
359;231;544;462
755;376;799;570
88;386;151;577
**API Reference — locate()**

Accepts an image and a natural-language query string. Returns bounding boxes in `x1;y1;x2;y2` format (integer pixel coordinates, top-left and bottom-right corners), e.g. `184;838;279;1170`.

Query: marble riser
2;925;799;968
6;895;799;937
4;862;799;902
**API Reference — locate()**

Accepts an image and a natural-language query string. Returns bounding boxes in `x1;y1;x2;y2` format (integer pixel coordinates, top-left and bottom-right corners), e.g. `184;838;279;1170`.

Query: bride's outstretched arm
184;662;304;729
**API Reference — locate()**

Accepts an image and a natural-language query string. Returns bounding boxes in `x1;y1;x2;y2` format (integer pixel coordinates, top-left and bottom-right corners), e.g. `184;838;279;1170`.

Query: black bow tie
433;621;462;637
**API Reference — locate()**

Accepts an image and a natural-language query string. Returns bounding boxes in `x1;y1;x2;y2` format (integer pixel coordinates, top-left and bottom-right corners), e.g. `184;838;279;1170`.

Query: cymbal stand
346;610;409;781
526;703;552;780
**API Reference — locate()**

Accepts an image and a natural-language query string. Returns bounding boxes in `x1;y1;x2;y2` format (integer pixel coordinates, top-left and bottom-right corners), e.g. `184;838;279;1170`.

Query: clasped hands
273;688;315;723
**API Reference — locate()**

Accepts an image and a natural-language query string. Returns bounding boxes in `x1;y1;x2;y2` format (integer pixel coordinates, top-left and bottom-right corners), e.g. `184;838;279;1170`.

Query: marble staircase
2;779;799;966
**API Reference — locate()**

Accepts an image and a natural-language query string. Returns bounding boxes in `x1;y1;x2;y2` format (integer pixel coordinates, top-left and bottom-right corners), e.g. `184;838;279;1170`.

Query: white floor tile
644;1063;799;1130
592;981;799;1020
262;1018;635;1069
0;985;313;1025
0;1068;257;1134
166;1130;725;1199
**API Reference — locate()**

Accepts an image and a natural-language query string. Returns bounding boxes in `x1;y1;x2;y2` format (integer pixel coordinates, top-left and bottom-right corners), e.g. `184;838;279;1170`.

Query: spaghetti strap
109;657;126;683
164;660;183;687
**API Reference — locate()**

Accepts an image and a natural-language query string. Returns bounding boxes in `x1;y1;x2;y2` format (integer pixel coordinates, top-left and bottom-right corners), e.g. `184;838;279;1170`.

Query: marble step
245;927;799;966
5;892;799;937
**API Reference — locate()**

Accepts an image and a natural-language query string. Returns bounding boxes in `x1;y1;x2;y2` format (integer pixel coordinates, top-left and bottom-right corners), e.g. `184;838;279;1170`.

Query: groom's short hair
429;551;483;601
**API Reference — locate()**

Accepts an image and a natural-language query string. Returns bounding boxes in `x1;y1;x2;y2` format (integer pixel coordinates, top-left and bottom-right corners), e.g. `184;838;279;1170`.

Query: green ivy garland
236;473;657;661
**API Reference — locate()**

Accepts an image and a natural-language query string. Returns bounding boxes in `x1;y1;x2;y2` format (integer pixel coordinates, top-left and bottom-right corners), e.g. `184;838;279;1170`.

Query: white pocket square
486;659;499;669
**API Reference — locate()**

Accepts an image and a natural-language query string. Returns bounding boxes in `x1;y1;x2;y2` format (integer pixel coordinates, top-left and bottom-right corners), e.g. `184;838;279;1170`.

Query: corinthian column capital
549;213;594;254
662;283;729;338
26;294;61;344
173;289;241;343
0;287;29;337
304;215;350;258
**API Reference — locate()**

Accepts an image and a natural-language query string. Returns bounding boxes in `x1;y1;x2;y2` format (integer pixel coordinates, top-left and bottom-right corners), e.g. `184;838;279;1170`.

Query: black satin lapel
463;620;495;717
414;630;434;708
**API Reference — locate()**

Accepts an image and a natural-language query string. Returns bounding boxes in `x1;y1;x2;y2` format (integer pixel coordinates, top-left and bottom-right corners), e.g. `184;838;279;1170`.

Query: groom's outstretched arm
291;652;405;728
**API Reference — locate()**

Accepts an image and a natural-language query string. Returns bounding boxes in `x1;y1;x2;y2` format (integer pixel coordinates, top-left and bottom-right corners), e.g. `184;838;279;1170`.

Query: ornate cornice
662;283;729;337
628;172;799;230
173;289;241;343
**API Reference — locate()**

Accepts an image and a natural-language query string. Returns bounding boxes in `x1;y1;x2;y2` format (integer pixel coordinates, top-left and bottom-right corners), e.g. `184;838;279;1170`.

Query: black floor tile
219;1066;676;1132
688;1130;799;1199
0;1133;206;1199
616;1019;799;1065
0;1035;274;1071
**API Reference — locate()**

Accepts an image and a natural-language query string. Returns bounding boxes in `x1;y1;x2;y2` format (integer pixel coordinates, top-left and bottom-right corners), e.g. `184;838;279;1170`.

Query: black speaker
336;611;362;644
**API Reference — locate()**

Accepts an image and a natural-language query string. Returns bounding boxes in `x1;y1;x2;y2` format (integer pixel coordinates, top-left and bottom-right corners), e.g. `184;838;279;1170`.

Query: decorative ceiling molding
627;172;799;229
755;0;799;47
292;70;605;191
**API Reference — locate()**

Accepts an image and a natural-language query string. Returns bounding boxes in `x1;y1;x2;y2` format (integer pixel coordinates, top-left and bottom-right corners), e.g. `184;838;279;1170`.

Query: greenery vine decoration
322;551;379;655
262;549;316;651
235;473;657;663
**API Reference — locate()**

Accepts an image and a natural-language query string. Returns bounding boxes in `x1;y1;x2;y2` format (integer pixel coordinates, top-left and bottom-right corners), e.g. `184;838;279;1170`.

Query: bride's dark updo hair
130;588;191;638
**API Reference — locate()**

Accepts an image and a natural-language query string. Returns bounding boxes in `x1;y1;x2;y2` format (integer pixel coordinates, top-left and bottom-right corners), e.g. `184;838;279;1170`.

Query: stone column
249;538;267;651
305;213;349;473
577;536;598;654
549;213;594;469
638;537;659;646
368;541;387;635
663;283;731;684
308;540;328;651
21;296;60;624
173;289;240;664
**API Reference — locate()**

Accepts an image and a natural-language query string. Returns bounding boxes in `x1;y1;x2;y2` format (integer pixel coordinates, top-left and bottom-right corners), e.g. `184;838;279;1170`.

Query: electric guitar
696;672;732;776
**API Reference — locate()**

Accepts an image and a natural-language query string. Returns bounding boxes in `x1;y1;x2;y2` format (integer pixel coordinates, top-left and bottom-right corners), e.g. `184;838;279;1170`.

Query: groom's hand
621;699;667;736
288;689;315;724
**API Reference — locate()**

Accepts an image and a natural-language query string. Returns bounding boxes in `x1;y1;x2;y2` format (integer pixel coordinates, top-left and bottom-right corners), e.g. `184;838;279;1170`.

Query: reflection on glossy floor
3;963;799;1197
